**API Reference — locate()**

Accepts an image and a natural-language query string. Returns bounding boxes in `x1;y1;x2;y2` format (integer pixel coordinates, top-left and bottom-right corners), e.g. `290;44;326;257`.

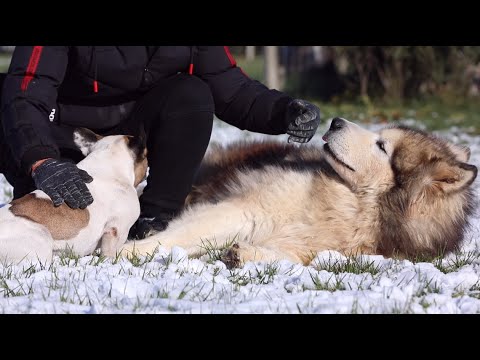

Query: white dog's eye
376;140;387;154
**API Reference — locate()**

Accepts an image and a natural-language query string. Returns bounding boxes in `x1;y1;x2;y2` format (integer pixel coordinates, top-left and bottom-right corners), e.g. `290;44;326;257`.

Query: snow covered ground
0;118;479;314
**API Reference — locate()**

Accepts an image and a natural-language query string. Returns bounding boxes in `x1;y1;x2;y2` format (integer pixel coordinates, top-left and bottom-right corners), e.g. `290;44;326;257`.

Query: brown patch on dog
134;148;148;187
10;194;90;240
124;136;148;186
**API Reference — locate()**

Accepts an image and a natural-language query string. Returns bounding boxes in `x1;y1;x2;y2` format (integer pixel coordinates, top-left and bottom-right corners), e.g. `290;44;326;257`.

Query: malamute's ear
446;142;471;162
73;128;103;156
430;161;477;194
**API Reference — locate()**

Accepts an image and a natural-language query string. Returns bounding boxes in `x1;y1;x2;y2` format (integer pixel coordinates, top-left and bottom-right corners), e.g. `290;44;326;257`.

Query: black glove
32;159;94;209
285;99;321;143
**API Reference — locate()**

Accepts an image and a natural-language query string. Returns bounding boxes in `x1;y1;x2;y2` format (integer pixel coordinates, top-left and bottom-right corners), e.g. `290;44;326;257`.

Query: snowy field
0;118;479;314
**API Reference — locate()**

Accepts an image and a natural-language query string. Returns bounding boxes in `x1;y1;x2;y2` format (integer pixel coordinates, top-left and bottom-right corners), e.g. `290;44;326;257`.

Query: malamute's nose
329;117;346;131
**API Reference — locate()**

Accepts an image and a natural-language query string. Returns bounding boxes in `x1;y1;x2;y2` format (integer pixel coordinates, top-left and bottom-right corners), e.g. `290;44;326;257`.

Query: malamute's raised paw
220;243;241;269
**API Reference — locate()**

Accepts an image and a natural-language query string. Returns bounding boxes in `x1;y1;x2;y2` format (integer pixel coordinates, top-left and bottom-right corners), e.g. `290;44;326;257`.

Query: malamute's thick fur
122;118;478;267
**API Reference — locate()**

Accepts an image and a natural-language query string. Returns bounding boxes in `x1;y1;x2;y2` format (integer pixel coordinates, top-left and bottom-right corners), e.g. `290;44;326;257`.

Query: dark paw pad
221;243;241;269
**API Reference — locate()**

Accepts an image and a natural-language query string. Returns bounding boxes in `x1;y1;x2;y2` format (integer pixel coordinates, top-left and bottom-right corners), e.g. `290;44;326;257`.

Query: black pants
0;73;214;216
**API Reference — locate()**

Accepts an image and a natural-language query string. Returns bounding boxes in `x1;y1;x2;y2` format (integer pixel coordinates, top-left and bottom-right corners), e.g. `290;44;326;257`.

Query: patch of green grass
155;290;170;299
227;261;280;288
125;245;160;267
404;248;475;274
419;298;431;310
228;269;252;287
177;288;188;300
350;299;361;314
20;264;39;278
409;251;444;265
0;270;35;297
307;272;347;292
254;262;280;285
0;263;15;281
199;235;238;264
429;251;480;274
88;254;107;266
415;277;442;297
457;281;480;300
390;300;416;314
312;255;381;275
212;266;222;277
58;247;81;267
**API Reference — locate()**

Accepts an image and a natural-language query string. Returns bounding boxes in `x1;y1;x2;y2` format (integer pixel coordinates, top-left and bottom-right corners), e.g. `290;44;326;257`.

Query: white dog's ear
73;128;103;156
125;123;147;161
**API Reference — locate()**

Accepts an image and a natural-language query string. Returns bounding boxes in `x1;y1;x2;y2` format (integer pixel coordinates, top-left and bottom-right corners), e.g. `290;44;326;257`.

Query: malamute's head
323;118;478;258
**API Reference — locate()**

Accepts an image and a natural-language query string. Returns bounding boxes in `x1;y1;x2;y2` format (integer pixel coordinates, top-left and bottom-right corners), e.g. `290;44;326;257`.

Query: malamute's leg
219;241;287;268
120;201;260;257
220;239;307;269
120;202;310;267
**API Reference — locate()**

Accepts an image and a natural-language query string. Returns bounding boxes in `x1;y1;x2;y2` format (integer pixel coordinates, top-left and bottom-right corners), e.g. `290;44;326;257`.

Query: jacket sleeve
1;46;69;173
196;46;293;135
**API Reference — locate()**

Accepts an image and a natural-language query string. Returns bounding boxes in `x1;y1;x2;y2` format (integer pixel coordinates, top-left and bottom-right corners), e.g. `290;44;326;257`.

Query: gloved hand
285;99;321;143
32;159;94;209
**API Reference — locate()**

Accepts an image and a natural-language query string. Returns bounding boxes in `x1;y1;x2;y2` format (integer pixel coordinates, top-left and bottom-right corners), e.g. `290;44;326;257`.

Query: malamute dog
122;118;478;267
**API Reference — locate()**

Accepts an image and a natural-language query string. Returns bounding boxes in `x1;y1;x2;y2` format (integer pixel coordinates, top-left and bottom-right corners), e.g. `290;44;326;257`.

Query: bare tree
264;46;281;90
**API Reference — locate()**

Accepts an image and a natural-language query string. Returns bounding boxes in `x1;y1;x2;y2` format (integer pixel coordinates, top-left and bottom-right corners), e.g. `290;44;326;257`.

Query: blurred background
2;46;480;132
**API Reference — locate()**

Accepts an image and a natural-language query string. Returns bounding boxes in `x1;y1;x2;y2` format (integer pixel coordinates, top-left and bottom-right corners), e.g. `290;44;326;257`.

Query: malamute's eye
376;140;387;154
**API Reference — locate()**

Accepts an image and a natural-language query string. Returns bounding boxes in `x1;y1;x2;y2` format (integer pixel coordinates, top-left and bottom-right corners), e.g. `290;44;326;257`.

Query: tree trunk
264;46;281;90
354;59;368;98
245;46;256;61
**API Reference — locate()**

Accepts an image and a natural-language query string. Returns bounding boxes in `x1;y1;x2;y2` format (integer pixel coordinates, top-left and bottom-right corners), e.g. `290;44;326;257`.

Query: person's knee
168;75;214;114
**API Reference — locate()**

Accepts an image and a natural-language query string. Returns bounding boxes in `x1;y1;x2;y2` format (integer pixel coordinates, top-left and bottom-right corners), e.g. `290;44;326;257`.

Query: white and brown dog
0;129;147;263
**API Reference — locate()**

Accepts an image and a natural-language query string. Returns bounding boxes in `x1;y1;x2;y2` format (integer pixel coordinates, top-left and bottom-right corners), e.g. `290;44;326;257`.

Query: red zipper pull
188;63;194;75
93;80;98;93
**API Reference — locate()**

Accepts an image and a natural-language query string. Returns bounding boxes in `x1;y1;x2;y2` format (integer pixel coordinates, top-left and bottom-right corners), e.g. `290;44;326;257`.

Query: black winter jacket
1;46;292;172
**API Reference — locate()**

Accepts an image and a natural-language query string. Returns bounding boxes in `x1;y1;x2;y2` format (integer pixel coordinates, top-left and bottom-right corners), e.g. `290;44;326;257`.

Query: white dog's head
73;128;148;186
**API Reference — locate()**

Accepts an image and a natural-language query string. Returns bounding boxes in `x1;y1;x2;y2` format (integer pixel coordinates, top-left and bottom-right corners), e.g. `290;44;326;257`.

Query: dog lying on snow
121;118;478;268
0;129;147;263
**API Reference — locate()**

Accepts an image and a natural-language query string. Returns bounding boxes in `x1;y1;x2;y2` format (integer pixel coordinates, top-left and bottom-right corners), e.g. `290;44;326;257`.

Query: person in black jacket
0;46;321;239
